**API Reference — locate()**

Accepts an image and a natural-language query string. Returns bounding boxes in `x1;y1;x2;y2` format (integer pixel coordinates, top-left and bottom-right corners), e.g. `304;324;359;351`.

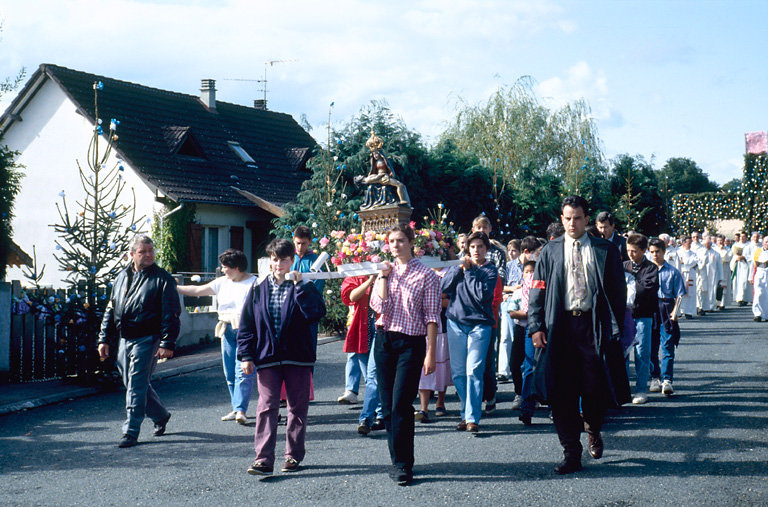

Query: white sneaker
649;378;662;392
337;390;358;404
662;380;674;396
510;394;523;410
632;395;648;405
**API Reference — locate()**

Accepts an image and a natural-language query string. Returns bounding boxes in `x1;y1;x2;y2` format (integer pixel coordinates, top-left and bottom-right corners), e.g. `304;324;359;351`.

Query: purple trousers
253;364;311;467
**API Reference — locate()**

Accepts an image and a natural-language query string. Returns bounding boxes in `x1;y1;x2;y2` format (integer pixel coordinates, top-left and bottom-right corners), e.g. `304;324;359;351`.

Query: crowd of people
96;200;768;485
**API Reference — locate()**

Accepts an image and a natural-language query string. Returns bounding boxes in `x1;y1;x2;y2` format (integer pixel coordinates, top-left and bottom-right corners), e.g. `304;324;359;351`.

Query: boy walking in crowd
238;238;326;476
647;238;686;397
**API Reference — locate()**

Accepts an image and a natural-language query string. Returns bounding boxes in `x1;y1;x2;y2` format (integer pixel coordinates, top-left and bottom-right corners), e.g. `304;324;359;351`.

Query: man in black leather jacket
98;234;181;448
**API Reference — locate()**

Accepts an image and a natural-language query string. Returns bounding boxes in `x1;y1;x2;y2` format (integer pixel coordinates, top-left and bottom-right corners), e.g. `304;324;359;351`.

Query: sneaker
510;394;523;410
247;461;273;476
281;457;301;473
153;413;171;437
496;373;510;383
370;418;385;431
484;397;496;414
632;395;648;405
357;422;371;435
118;434;138;448
235;412;247;425
649;378;662;392
337;390;358;404
221;411;237;421
434;406;448;417
662;380;674;396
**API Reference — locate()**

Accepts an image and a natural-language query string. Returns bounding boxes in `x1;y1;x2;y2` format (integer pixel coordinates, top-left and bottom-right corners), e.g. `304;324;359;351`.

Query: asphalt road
1;306;767;506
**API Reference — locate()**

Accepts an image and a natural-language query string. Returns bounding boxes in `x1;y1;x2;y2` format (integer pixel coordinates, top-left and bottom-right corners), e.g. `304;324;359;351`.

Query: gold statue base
358;204;413;233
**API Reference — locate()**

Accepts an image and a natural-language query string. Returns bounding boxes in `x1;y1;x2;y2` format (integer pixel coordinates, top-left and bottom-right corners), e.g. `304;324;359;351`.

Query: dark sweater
624;258;659;318
237;278;326;370
441;261;499;327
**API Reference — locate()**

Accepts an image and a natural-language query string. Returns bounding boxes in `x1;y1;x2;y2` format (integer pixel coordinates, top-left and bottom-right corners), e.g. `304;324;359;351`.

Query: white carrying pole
286;258;461;281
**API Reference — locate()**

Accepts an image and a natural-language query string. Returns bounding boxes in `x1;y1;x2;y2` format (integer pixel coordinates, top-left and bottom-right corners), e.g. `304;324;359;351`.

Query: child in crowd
507;259;536;425
648;238;686;397
238;238;326;477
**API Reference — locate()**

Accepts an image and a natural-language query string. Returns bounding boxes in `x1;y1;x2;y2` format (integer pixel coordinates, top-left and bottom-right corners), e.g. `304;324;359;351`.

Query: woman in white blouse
177;249;256;424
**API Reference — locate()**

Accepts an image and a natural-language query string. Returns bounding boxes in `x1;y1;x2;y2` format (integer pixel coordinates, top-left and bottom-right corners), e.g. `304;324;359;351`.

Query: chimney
254;99;267;110
201;79;216;109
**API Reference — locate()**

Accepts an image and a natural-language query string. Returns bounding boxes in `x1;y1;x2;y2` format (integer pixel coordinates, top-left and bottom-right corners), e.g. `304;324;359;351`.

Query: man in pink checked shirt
370;223;441;486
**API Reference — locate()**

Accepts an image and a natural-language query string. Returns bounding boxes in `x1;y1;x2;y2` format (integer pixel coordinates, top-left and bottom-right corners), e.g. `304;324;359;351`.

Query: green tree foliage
720;178;741;193
441;78;606;237
151;202;197;272
0;146;23;280
658;157;719;195
606;154;665;234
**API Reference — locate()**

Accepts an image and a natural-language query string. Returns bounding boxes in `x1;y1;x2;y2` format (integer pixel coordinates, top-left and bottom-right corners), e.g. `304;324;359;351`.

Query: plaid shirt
267;274;293;336
370;257;440;336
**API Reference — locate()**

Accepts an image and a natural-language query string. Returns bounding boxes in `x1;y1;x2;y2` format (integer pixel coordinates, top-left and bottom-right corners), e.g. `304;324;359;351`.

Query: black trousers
375;329;426;471
512;324;526;395
550;313;606;460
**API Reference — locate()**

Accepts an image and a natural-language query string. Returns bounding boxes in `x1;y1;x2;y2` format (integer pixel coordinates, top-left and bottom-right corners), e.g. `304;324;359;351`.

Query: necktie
573;240;586;301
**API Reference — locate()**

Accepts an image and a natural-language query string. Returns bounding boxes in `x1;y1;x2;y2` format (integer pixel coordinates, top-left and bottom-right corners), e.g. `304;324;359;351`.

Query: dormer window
228;141;257;166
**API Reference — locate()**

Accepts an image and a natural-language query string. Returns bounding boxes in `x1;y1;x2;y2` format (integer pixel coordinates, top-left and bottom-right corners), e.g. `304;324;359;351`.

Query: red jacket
341;276;372;354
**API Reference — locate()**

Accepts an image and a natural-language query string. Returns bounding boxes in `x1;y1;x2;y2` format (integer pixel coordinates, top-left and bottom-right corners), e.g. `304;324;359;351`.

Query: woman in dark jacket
441;231;501;433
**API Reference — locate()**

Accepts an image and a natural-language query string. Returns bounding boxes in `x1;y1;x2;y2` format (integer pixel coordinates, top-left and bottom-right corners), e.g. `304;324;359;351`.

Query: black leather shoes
554;459;582;475
389;467;413;486
153;413;171;437
118;434;138;448
588;433;603;459
518;415;532;426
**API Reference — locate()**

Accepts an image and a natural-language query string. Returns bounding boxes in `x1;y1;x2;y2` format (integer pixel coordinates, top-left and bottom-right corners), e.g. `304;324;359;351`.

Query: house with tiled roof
0;64;316;286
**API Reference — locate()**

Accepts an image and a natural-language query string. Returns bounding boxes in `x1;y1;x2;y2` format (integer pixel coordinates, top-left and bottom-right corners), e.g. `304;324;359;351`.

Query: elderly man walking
98;234;181;448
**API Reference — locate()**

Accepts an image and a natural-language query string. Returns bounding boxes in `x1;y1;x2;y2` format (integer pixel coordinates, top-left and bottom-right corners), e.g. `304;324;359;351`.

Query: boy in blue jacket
238;238;326;476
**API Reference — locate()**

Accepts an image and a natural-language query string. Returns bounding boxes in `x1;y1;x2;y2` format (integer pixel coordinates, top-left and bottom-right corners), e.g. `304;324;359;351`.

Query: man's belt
565;309;592;317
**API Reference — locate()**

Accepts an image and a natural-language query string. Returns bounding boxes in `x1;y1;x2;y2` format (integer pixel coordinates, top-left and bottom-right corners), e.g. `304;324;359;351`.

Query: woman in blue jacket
440;231;500;434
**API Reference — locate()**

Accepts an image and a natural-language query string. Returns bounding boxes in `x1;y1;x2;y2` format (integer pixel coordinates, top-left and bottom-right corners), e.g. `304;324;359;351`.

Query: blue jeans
633;318;652;394
446;319;492;424
345;352;368;394
519;324;536;417
658;323;676;381
221;324;255;413
359;334;382;424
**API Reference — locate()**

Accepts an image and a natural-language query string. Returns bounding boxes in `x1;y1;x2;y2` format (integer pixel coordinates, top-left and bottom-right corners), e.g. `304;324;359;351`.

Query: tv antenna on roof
222;59;297;109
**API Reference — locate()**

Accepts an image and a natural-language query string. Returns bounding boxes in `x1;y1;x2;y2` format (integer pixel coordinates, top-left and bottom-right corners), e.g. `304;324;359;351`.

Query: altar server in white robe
676;236;699;318
750;236;768;322
730;244;751;306
713;236;731;309
691;232;708;315
699;236;723;312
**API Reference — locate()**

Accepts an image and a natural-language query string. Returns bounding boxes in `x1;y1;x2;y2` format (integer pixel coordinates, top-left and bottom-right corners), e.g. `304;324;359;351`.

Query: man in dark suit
528;196;627;474
595;211;629;262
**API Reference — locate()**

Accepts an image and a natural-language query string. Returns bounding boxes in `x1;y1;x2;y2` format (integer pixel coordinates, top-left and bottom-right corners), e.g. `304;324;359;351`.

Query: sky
1;0;767;185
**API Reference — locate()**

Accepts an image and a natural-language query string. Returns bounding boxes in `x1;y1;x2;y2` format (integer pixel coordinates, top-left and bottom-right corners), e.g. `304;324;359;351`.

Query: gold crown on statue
366;130;383;151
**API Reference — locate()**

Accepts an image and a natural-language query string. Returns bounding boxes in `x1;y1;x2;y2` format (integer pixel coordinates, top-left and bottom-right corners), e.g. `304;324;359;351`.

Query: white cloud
537;61;622;127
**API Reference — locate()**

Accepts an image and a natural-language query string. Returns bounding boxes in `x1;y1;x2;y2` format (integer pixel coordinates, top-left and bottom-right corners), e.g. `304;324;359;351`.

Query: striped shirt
267;274;293;336
370;257;440;336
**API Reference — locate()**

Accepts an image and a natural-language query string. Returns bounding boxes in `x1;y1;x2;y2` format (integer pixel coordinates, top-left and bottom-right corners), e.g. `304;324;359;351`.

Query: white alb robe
677;248;699;316
700;248;723;311
730;253;751;303
751;248;768;319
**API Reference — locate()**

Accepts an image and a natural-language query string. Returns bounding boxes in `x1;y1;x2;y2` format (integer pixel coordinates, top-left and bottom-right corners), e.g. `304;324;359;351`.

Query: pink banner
745;131;768;154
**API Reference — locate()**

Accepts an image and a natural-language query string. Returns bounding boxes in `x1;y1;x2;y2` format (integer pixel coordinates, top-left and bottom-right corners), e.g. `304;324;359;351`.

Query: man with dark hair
546;222;565;241
98;234;181;448
529;196;627;474
595;211;629;262
624;233;658;405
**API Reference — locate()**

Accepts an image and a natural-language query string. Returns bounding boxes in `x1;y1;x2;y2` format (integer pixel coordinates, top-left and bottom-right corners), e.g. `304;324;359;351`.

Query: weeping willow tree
442;77;605;236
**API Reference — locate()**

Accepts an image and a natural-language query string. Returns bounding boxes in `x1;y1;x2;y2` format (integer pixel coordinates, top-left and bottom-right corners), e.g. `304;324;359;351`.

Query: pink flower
370;254;381;263
331;256;342;266
430;220;435;225
382;243;390;252
347;233;359;243
364;230;376;241
408;221;416;229
435;231;443;240
416;248;426;257
319;237;330;248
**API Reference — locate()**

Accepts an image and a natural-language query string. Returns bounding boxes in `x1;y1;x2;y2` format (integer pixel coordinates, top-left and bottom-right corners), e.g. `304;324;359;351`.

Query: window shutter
188;223;203;272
